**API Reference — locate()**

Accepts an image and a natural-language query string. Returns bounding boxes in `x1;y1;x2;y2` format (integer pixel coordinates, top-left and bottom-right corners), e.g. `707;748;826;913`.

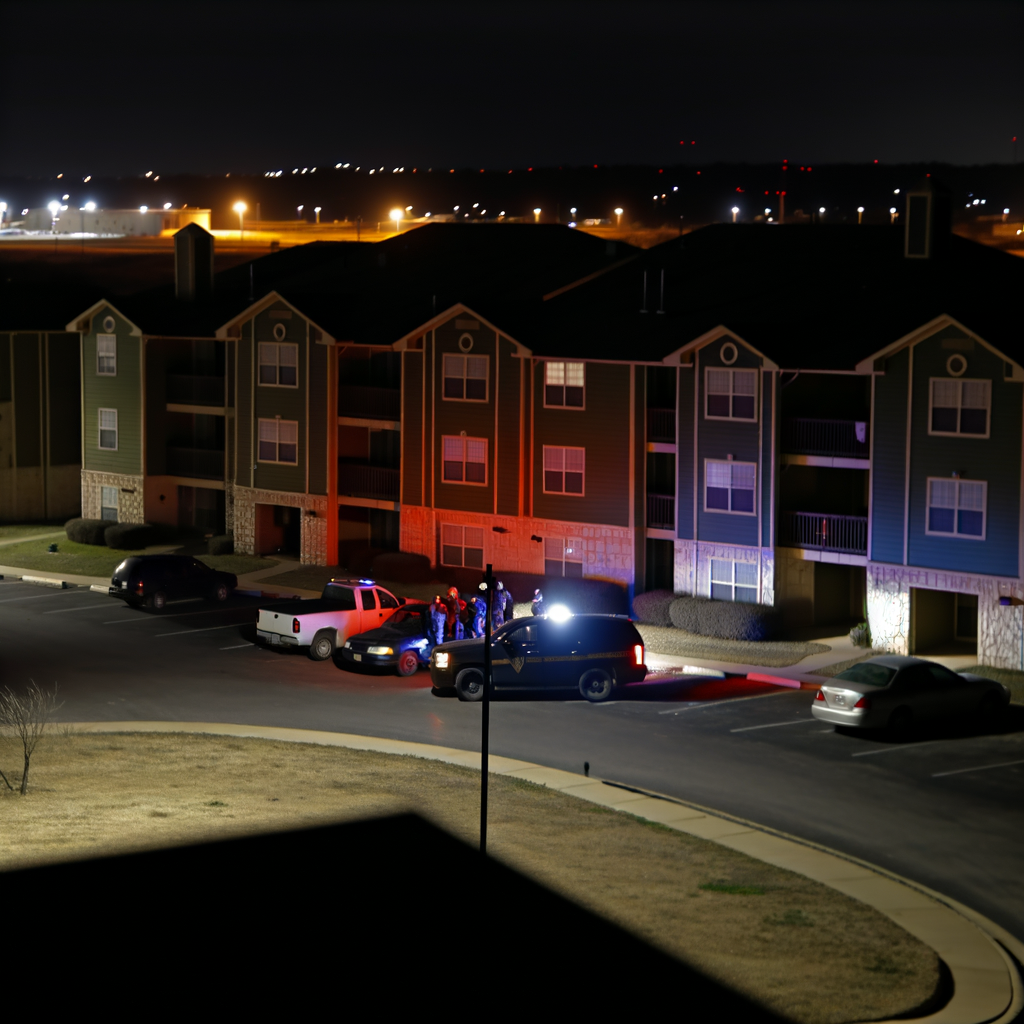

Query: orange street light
533;207;541;223
731;206;739;223
614;207;623;226
857;206;865;224
233;201;247;239
390;208;403;233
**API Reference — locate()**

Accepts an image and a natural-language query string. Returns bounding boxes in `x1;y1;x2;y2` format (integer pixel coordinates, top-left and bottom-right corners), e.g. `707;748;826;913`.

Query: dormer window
706;368;756;421
97;335;116;375
929;379;989;437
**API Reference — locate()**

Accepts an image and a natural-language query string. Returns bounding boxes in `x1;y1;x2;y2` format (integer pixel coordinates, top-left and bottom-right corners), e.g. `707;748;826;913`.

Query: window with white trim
440;523;484;568
544;361;585;408
926;478;986;539
259;342;298;387
929;379;990;437
706;368;757;420
711;559;758;603
258;418;299;464
705;460;755;514
96;335;116;375
442;435;487;484
544;537;584;577
98;408;118;450
543;446;585;495
443;354;488;401
100;486;118;522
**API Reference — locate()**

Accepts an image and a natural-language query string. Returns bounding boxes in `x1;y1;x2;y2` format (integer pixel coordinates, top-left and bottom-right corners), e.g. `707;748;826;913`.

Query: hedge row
632;591;780;642
208;534;234;556
64;518;156;550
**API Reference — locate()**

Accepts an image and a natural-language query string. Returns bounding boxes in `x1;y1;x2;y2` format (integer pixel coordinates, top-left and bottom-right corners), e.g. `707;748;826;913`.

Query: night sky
2;1;1021;175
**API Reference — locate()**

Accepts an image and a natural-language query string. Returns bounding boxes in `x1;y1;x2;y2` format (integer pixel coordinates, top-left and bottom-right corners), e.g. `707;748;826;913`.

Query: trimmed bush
371;551;432;584
104;523;156;550
208;534;234;556
64;518;110;546
850;622;872;648
668;596;780;642
632;589;675;626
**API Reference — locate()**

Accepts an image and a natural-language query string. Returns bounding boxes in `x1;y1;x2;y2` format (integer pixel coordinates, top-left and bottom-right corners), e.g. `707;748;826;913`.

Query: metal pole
481;562;494;855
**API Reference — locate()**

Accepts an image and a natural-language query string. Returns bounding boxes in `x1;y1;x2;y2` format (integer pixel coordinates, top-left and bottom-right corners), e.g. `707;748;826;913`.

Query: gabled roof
65;299;142;336
214;291;336;344
391;303;531;357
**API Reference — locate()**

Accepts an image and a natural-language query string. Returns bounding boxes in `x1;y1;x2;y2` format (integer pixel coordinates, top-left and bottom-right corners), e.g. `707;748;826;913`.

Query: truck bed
258;598;337;617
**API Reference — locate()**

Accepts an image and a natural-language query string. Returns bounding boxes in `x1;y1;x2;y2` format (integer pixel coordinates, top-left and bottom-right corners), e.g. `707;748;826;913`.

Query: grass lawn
0;534;275;580
0;524;67;542
0;731;936;1024
962;664;1024;704
636;625;829;667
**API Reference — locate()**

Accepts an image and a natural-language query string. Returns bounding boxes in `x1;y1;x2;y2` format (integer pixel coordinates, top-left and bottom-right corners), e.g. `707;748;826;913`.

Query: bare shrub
0;681;63;795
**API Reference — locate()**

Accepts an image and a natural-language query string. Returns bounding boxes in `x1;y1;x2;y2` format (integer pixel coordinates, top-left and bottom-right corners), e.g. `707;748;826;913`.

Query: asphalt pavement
2;577;1022;943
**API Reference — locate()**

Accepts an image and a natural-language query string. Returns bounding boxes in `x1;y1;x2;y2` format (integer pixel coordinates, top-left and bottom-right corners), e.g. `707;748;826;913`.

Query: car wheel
150;591;167;612
977;692;1002;719
309;630;335;661
580;669;614;703
397;650;419;677
211;583;229;603
887;706;912;736
455;667;485;702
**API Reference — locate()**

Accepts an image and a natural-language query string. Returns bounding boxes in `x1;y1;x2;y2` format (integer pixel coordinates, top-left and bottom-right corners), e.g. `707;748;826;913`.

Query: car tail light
634;644;644;666
854;696;871;709
292;618;301;634
814;690;825;701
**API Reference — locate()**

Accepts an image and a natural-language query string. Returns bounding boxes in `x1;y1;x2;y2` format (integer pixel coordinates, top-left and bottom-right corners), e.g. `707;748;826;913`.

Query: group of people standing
428;582;519;644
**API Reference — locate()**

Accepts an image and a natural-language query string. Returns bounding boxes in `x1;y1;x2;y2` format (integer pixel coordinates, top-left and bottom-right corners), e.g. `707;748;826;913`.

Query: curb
19;575;67;589
64;720;1022;1023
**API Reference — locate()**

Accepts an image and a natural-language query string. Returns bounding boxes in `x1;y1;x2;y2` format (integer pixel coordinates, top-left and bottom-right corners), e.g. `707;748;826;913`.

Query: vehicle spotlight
547;604;572;623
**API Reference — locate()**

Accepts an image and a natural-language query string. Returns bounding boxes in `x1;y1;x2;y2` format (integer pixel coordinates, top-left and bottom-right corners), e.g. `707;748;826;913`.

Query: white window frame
927;378;991;439
710;559;759;603
440;523;485;568
100;485;118;522
442;353;489;403
441;435;488;486
543;361;586;410
96;334;117;376
257;418;299;465
544;537;585;577
925;477;987;541
542;445;586;496
704;367;758;422
258;342;299;388
98;408;118;451
704;459;757;516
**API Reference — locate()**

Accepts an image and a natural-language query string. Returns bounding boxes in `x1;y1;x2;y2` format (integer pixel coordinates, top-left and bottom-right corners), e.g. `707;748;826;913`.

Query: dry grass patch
0;731;938;1024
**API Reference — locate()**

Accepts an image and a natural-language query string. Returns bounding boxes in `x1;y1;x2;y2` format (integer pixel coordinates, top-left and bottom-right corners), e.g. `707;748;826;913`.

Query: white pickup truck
256;578;403;662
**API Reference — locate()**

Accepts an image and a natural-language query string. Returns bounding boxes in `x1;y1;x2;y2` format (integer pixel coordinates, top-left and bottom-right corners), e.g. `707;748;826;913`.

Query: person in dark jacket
468;590;487;638
445;587;465;641
531;588;545;617
496;581;514;623
429;596;447;646
490;584;505;631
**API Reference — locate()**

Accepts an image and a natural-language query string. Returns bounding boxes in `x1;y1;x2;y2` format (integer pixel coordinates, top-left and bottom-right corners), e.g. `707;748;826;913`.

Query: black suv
108;555;237;611
429;613;646;702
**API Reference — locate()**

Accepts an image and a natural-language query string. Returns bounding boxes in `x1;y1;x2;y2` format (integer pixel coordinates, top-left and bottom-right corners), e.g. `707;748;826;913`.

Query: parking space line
852;739;949;757
43;603;115;614
102;607;248;625
932;759;1024;778
156;624;246;637
0;592;78;604
656;691;789;714
220;642;255;650
730;719;807;733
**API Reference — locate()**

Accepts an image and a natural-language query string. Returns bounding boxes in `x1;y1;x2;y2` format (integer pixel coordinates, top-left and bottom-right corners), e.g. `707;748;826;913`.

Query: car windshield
388;606;425;627
833;664;897;687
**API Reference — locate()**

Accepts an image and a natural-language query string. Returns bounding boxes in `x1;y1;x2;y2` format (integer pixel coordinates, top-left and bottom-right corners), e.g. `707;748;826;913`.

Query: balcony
166;447;224;480
167;374;225;406
647;408;676;444
779;511;867;555
338;463;400;502
339;386;400;421
782;417;868;459
647;493;675;531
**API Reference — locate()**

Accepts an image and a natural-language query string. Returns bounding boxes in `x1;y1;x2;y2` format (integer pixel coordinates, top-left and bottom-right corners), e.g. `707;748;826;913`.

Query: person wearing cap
531;588;545;617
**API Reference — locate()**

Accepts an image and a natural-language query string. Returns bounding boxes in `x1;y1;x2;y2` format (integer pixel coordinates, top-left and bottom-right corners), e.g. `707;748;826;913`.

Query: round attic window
458;333;474;352
102;315;115;333
720;341;738;365
946;354;967;377
273;322;287;341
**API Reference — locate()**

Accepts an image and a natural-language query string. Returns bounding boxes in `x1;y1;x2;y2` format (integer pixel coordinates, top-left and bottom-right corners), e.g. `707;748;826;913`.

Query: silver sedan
812;655;1010;732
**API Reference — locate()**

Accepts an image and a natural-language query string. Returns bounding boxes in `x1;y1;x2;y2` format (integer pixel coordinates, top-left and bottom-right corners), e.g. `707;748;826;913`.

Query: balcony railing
647;408;676;444
338;463;400;502
647;493;675;530
339;385;401;421
167;374;225;406
166;447;224;480
782;417;869;459
779;511;867;555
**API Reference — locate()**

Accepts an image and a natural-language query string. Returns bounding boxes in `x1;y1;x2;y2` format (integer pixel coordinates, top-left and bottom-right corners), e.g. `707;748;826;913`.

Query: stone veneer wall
400;505;635;589
866;562;1024;668
80;470;145;523
232;485;329;565
673;540;775;605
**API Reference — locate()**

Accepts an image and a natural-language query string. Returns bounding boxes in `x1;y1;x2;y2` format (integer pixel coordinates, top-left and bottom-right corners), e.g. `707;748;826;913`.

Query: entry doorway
645;539;675;592
910;588;977;655
255;503;301;556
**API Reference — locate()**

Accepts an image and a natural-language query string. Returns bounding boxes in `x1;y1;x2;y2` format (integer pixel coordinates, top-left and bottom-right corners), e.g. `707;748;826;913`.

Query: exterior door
493;622;544;690
358;587;383;631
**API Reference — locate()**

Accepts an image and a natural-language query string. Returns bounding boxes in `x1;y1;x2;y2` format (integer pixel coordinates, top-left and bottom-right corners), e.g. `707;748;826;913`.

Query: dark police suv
429;612;646;702
339;601;433;676
108;555;237;611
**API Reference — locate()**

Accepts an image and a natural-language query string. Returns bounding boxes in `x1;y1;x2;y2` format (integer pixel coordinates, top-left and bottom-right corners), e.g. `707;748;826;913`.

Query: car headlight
434;652;450;669
344;641;352;649
367;646;393;656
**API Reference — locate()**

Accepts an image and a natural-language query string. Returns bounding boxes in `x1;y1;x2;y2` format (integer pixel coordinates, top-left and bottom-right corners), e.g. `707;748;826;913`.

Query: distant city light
893;188;900;194
314;206;322;223
390;208;403;232
163;202;172;210
47;201;60;214
818;207;825;214
764;207;771;215
62;194;69;200
145;171;153;178
84;202;97;212
1004;208;1010;215
83;175;91;183
857;206;865;212
570;207;577;214
533;207;541;222
336;163;342;169
731;206;739;223
139;206;148;213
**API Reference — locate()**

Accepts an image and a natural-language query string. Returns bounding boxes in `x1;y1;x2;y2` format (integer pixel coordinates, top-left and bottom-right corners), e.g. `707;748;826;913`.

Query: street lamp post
889;207;898;225
614;207;623;227
233;201;247;241
533;207;541;223
857;206;865;225
390;208;403;234
314;206;321;224
731;206;739;223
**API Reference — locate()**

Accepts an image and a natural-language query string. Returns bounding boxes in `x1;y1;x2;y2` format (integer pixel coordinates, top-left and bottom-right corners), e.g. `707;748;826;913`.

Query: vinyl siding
677;365;695;539
761;370;775;547
402;350;424;506
236;333;253;488
13;335;42;467
633;366;645;592
870;348;909;564
308;340;327;495
496;335;521;517
532;360;630;527
907;327;1020;575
